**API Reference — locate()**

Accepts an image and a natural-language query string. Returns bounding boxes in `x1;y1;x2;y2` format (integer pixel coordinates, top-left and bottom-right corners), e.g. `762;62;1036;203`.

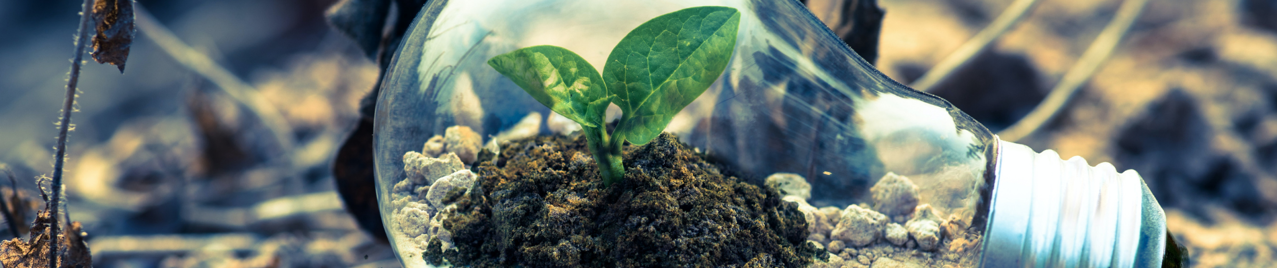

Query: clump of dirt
424;133;822;267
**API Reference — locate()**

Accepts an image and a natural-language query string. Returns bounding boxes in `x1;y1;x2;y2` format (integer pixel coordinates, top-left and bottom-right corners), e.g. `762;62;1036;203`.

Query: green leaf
602;6;740;145
488;45;611;128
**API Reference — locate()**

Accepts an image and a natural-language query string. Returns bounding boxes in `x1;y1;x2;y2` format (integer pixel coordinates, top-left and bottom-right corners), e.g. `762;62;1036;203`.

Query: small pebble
392;178;414;195
857;254;871;265
870;172;920;217
425;169;476;207
766;173;812;200
844;247;858;256
911;204;941;222
828;253;845;266
820;206;843;226
395;201;433;238
870;257;922;268
494;112;542;142
907;221;941;251
905;204;943;250
444;126;483;164
391;196;412;213
831;205;888;246
403;152;465;185
828;240;846;254
942;214;966;238
885;223;909;246
785;195;828;234
808;240;826;252
423;135;445;157
809;233;829;245
547;111;582;135
839;250;855;261
906;212;942;251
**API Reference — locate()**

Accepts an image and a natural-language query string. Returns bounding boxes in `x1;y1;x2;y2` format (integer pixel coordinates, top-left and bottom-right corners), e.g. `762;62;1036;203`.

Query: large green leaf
488;45;611;128
602;6;740;145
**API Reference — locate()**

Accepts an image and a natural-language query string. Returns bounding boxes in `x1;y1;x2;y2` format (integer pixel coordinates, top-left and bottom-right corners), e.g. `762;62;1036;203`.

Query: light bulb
372;0;1174;267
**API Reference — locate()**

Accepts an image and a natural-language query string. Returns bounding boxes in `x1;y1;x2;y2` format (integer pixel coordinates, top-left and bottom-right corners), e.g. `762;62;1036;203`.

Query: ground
0;0;1273;267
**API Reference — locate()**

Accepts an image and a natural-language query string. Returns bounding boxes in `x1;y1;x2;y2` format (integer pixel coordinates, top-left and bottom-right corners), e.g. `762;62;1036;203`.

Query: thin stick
0;166;19;239
996;0;1150;142
910;0;1041;92
51;0;96;266
133;5;295;151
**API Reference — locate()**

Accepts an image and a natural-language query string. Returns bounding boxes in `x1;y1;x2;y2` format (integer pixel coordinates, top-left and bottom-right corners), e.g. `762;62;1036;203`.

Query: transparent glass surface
373;0;997;266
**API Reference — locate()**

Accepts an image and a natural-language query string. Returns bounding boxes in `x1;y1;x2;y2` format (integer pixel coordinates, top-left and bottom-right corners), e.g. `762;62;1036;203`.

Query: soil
423;133;823;267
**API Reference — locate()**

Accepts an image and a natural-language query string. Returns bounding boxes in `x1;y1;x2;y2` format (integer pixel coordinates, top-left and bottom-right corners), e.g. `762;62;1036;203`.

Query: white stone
404;152;464;185
832;205;888;247
785;196;830;235
884;223;909;246
426;169;476;207
906;204;943;251
547;111;582;135
395;201;433;238
827;240;846;254
422;135;445;157
906;219;941;251
444;126;483;164
766;173;812;200
870;172;919;217
494;112;542;142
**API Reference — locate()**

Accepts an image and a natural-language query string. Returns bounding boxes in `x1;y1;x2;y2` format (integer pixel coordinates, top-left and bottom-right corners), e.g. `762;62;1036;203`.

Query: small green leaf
602;6;740;145
488;45;610;128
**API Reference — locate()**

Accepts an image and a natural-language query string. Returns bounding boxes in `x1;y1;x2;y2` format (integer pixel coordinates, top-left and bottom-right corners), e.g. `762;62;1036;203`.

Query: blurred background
0;0;1274;267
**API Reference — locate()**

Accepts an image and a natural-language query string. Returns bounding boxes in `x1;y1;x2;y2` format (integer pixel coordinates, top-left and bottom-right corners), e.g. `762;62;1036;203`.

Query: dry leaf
0;210;55;268
91;0;136;72
3;188;38;238
60;222;92;268
0;209;92;267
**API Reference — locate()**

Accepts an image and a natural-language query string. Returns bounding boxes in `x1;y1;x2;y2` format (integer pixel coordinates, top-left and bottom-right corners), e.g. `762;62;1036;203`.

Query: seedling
488;6;740;186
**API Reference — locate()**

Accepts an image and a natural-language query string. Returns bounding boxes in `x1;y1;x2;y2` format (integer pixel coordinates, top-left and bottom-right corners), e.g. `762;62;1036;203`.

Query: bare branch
997;0;1151;142
133;5;296;151
910;0;1041;92
89;233;260;256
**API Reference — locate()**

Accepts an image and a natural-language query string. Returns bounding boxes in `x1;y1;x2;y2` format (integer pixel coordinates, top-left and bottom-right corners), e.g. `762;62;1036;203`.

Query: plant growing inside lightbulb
488;6;740;186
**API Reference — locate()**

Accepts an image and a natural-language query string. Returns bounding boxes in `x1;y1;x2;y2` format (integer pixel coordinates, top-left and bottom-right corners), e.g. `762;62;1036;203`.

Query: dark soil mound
424;133;820;267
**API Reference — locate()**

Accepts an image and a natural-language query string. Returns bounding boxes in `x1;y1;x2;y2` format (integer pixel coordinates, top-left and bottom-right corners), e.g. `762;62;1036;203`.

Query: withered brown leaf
0;210;54;268
60;222;91;268
91;0;136;73
0;210;92;267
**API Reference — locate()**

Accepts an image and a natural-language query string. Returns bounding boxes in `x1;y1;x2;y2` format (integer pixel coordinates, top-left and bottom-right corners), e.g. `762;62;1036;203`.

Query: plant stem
584;126;625;186
52;0;96;266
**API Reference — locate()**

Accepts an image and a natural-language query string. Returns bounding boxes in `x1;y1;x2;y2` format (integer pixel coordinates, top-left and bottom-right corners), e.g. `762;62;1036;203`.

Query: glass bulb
372;0;1171;267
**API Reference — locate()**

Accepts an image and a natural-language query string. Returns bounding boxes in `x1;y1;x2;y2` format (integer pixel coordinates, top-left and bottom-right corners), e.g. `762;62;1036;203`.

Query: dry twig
133;5;296;151
89;233;260;256
910;0;1041;92
996;0;1151;142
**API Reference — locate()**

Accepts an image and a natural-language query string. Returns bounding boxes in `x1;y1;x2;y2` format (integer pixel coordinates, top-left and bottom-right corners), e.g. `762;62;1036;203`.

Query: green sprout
487;6;741;186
